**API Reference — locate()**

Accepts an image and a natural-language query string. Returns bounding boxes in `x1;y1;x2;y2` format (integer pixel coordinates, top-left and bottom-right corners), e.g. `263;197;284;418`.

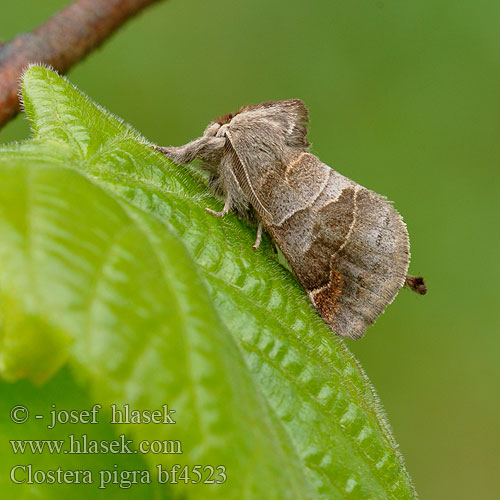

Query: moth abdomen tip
405;275;427;295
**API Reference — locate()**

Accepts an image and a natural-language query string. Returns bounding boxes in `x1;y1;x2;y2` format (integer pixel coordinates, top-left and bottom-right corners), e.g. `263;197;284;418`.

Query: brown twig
0;0;164;128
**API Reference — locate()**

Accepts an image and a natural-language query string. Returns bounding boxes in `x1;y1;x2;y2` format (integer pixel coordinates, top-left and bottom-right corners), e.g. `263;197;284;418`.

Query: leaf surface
0;66;417;499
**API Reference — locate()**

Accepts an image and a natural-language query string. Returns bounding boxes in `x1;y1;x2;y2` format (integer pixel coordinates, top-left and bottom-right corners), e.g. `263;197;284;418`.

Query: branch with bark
0;0;164;128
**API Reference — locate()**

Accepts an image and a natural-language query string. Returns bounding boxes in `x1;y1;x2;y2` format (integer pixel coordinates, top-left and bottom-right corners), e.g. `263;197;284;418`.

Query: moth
154;99;426;339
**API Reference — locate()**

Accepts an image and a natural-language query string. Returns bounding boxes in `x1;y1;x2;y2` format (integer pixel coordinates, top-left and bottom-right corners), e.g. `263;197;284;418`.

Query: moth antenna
405;275;427;295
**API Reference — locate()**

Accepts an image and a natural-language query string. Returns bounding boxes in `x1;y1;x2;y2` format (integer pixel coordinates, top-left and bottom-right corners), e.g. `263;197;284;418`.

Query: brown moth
154;99;426;339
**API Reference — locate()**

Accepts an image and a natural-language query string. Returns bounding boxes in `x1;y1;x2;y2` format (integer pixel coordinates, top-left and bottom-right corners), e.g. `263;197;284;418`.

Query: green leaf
0;369;159;499
0;65;417;499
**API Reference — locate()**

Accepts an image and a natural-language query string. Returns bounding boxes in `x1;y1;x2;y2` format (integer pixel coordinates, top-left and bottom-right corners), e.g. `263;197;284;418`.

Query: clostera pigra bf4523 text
154;99;426;339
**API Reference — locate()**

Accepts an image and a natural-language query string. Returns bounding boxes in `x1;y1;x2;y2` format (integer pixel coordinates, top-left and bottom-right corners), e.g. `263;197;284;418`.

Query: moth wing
224;104;409;338
233;99;310;149
224;100;314;223
259;153;410;339
224;138;329;226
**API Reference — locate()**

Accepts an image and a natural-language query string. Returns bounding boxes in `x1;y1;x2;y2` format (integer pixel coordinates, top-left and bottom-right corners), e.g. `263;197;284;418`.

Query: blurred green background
1;1;499;498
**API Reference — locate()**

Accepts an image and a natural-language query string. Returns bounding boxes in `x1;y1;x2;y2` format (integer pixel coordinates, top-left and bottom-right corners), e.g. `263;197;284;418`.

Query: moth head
202;110;236;138
203;121;223;137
